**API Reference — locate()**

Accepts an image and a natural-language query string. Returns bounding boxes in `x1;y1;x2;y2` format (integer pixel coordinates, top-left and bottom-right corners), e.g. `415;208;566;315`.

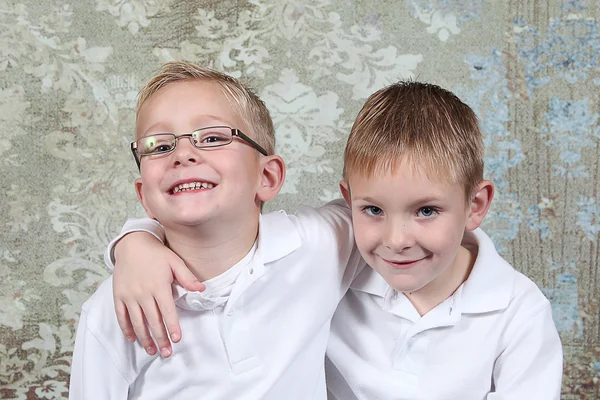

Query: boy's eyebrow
140;115;234;136
352;196;380;203
404;195;446;206
353;195;446;206
140;122;169;136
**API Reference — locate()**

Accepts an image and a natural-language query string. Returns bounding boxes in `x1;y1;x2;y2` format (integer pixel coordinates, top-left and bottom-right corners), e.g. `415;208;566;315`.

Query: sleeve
487;302;563;400
69;308;131;399
103;218;166;270
313;199;366;294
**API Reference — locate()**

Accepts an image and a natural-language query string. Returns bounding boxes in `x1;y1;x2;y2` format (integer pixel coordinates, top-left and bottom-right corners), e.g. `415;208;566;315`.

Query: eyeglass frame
130;125;269;170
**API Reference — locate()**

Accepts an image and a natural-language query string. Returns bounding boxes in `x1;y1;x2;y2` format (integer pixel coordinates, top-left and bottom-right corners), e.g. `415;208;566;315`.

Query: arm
69;309;130;399
488;302;563;399
319;200;365;294
104;218;166;270
106;218;205;357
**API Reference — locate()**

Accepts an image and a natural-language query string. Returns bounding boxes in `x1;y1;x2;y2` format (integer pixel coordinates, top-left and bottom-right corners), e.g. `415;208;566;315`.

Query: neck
406;245;475;317
162;214;260;282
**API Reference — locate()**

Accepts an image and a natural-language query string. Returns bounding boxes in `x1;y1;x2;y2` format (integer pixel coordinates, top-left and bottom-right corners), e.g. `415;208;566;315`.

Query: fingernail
146;346;156;355
161;347;171;358
171;332;180;342
126;336;135;343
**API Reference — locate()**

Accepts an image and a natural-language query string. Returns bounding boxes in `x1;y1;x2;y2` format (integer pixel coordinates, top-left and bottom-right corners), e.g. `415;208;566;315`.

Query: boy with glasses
69;61;363;399
104;80;563;399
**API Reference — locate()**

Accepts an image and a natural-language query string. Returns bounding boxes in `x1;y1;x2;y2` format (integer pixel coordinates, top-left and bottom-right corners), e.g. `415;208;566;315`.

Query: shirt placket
220;262;265;375
388;293;461;391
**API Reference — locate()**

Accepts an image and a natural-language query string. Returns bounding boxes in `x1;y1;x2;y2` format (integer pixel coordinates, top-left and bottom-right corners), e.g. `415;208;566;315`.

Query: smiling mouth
170;181;215;194
382;256;429;269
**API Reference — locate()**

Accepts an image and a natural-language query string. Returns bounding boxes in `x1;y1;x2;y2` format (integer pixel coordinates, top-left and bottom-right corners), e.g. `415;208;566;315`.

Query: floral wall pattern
1;0;599;398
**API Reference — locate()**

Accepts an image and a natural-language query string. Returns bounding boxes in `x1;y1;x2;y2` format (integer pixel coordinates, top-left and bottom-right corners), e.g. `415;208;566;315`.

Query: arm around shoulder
488;300;563;400
308;200;365;294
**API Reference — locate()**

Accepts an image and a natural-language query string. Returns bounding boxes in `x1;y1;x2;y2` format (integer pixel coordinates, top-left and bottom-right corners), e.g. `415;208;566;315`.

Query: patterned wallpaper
1;0;599;398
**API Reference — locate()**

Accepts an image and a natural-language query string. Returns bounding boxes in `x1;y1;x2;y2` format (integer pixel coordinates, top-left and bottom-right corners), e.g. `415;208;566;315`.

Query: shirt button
191;300;202;309
226;309;234;316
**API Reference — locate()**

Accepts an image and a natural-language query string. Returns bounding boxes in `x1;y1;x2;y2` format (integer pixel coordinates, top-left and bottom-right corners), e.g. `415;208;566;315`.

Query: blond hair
343;81;484;199
136;61;275;155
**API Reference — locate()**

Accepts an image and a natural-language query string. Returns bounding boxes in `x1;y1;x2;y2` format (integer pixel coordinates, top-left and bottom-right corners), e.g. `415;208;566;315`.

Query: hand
111;232;205;358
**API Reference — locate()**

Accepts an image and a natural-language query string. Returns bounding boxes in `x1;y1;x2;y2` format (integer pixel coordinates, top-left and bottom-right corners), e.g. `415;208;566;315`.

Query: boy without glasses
69;62;363;399
104;81;562;398
326;82;563;399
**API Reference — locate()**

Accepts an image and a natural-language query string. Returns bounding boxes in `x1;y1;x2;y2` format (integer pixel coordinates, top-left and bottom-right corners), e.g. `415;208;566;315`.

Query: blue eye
417;207;438;218
363;206;383;217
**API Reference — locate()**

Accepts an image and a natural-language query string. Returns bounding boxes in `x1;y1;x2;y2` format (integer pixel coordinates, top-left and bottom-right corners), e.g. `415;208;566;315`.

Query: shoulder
506;271;552;326
462;229;550;316
260;200;352;249
479;237;553;336
78;277;149;375
80;277;132;349
81;276;117;322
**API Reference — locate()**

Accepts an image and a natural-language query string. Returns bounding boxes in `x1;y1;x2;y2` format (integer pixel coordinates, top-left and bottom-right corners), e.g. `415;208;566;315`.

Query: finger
155;288;182;343
114;300;136;343
141;298;172;358
127;303;157;356
172;260;205;292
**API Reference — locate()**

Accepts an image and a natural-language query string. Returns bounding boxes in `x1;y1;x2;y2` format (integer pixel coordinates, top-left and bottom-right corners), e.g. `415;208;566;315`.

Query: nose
383;218;415;252
172;137;201;167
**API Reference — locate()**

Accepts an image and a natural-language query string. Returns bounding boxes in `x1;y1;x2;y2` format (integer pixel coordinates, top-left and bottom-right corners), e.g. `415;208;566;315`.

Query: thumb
171;261;205;292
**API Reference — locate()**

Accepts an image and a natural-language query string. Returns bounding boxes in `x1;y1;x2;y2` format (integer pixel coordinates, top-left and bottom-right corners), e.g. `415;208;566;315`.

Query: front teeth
172;182;214;193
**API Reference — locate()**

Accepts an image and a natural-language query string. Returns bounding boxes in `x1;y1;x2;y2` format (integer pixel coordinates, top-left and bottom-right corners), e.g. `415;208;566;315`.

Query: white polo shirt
326;228;563;400
70;202;364;400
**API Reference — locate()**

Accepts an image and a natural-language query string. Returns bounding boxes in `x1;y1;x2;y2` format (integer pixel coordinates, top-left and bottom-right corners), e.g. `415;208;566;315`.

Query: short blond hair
343;81;484;199
136;61;275;155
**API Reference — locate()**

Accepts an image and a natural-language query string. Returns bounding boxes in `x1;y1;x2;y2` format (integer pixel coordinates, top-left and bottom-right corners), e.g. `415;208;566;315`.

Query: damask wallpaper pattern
0;0;599;398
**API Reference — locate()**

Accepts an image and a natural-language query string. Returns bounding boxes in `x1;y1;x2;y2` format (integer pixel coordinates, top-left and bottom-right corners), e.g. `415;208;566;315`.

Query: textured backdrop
1;0;599;398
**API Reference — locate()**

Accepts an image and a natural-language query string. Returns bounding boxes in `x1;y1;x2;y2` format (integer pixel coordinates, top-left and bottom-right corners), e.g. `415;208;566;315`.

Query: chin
383;275;426;293
163;213;213;227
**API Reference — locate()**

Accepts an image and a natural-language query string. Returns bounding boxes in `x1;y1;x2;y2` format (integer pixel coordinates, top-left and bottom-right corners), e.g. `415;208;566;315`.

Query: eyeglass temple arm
235;130;268;156
130;142;141;170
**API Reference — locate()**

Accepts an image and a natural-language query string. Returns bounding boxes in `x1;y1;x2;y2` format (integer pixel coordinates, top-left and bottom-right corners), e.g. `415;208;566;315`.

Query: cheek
140;173;160;194
140;160;163;180
224;154;260;184
422;229;462;259
428;216;465;244
351;218;379;252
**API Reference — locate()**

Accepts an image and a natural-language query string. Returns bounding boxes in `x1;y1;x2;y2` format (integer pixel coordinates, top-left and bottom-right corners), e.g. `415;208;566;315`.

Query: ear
134;178;157;219
256;155;286;203
466;180;494;231
339;180;351;207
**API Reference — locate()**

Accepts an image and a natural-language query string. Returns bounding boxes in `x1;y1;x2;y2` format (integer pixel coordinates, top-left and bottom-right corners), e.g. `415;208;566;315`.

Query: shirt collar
350;263;391;296
455;228;514;313
255;210;302;264
350;228;515;314
173;210;302;302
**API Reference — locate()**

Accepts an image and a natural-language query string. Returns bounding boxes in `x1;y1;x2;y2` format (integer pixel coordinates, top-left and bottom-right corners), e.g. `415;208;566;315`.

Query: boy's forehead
135;80;248;137
346;159;467;199
346;170;466;208
348;157;457;186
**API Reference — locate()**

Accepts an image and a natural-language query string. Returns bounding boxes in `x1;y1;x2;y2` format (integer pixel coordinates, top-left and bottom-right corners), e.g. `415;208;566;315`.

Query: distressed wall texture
1;0;599;398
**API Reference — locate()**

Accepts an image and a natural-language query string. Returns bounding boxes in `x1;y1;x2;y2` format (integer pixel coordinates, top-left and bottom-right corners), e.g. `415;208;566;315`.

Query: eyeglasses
130;125;268;170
